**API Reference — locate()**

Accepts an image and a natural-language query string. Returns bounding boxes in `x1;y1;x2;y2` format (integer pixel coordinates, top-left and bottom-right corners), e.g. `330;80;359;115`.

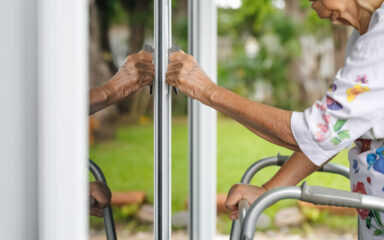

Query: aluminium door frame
188;1;218;240
154;0;172;239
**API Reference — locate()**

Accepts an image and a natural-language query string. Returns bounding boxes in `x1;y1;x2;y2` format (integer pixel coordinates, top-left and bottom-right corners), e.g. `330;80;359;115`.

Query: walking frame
89;154;384;240
229;154;384;240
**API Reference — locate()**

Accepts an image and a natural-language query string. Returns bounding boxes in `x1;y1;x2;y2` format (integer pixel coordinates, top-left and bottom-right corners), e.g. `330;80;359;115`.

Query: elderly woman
166;0;384;238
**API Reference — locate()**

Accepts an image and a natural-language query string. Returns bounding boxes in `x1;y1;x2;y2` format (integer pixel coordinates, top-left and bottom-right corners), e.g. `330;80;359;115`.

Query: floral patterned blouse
291;6;384;166
291;3;384;239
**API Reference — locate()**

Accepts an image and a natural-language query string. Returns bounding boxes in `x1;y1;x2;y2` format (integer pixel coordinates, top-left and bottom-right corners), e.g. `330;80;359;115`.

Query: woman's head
310;0;353;23
310;0;383;32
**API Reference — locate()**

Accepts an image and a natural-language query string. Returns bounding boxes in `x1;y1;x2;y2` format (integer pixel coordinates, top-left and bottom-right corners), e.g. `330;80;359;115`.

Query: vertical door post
188;0;218;239
154;0;172;239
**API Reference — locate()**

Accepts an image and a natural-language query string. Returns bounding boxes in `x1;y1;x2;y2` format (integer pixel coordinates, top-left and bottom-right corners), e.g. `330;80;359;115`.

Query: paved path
90;229;356;240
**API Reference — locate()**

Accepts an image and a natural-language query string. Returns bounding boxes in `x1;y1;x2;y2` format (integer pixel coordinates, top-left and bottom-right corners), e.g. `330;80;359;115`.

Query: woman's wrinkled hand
225;184;268;220
108;50;154;101
166;50;216;104
89;181;112;218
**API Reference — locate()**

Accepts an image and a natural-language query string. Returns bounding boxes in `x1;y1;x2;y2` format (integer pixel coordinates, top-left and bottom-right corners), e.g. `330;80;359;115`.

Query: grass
90;117;355;232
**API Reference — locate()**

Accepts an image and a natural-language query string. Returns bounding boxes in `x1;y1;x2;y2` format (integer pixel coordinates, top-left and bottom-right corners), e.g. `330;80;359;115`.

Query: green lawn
90;118;354;232
90;118;350;208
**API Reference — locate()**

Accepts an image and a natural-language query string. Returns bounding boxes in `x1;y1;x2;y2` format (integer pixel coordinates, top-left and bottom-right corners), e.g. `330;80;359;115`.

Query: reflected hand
225;184;268;220
89;181;112;218
166;50;216;104
108;50;154;101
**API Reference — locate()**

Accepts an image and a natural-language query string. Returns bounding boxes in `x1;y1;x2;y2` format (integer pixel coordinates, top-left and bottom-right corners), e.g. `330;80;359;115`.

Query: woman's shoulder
351;22;383;61
359;5;384;45
343;20;383;80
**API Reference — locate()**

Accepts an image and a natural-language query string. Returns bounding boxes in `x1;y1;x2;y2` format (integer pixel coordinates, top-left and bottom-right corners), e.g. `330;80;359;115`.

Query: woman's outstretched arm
166;51;298;151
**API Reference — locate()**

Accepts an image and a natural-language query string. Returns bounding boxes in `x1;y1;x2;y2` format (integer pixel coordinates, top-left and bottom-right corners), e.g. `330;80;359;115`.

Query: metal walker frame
230;154;384;240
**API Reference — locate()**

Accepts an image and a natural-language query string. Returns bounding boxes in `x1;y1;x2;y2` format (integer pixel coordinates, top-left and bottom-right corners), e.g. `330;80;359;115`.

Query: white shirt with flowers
291;3;384;239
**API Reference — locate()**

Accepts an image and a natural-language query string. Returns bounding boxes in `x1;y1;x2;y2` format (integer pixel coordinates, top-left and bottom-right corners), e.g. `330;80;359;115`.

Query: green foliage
121;204;140;218
299;0;332;37
97;0;333;111
312;213;357;233
96;0;128;26
217;214;234;234
217;0;332;109
236;0;274;35
218;1;300;108
302;207;321;222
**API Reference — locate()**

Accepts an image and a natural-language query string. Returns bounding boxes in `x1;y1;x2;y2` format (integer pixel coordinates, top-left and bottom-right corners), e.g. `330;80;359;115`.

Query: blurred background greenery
90;0;347;131
89;0;354;236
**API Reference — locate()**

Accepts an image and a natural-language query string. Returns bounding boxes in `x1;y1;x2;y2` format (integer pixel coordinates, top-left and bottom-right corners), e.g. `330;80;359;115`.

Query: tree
218;0;303;109
217;0;343;109
110;0;153;123
89;0;118;141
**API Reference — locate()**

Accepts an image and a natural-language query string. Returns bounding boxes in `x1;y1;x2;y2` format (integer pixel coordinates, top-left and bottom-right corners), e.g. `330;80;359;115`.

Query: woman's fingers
226;184;268;213
139;71;155;86
226;184;245;211
167;62;184;72
137;50;153;62
135;61;154;86
138;70;155;77
135;62;155;71
166;50;215;102
89;182;111;218
89;181;111;209
90;208;104;218
166;70;180;81
229;210;239;220
169;50;186;62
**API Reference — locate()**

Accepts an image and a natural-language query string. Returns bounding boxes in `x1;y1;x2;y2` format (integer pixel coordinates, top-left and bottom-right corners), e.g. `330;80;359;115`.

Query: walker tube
240;187;302;240
240;183;384;240
301;182;363;207
231;154;350;240
302;183;384;211
362;196;384;211
230;155;286;240
238;199;249;227
240;155;288;184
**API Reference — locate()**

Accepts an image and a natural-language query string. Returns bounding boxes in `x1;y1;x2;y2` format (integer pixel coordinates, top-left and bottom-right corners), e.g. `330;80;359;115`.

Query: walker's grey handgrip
301;182;363;208
239;199;249;226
